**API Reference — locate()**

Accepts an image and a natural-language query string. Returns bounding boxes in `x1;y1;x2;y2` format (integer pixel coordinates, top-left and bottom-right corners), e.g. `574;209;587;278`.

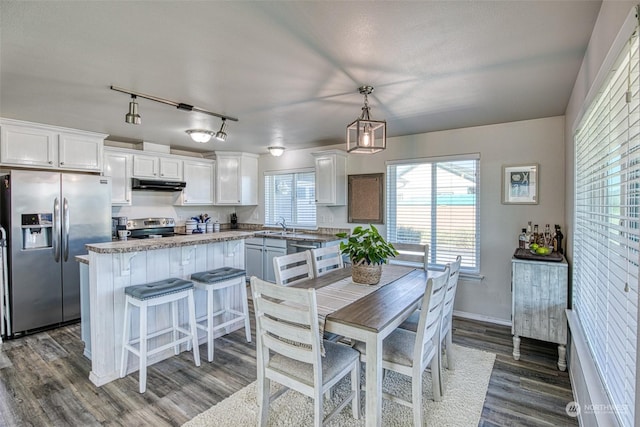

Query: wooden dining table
293;264;444;427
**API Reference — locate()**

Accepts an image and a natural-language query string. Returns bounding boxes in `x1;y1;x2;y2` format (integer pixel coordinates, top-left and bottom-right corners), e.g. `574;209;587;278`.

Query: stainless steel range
127;218;177;239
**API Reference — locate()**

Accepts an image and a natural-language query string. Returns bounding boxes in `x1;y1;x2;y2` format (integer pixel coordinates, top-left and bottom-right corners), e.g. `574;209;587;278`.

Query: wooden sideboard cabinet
511;254;568;371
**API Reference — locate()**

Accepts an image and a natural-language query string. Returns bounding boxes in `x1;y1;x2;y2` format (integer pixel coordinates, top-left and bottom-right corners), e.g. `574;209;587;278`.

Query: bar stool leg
240;279;251;342
188;290;201;367
172;300;179;355
120;297;131;378
139;302;148;394
206;286;214;362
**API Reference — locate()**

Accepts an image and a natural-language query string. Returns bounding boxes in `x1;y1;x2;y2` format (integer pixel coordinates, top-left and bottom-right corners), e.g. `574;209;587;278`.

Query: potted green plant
336;225;399;285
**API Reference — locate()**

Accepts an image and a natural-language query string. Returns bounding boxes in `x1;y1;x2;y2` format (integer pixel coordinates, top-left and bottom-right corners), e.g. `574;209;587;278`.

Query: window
386;154;480;274
573;29;639;427
264;170;316;228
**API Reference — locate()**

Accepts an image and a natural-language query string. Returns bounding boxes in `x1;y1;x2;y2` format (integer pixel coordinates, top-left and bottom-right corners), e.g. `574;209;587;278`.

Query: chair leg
139;302;148;394
446;330;455;370
412;368;423;427
240;279;252;342
313;386;323;427
258;377;270;427
207;287;214;362
351;360;361;419
119;298;131;378
171;300;179;355
188;290;201;367
432;356;442;403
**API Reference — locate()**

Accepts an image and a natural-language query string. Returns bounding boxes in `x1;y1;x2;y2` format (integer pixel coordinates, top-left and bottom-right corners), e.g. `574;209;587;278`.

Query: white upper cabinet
0;118;105;171
159;157;183;180
176;159;214;205
213;152;258;205
132;154;160;178
312;150;347;205
103;149;132;206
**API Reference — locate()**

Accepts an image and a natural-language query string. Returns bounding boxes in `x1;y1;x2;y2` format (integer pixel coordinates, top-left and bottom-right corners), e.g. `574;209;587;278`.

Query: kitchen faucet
277;217;287;232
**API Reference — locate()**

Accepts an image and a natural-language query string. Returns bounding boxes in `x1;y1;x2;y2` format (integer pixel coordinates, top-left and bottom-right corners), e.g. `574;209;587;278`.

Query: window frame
264;168;317;229
385;153;481;275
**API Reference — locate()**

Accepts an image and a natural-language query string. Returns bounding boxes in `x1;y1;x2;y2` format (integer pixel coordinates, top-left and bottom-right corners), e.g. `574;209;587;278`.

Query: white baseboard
453;310;512;327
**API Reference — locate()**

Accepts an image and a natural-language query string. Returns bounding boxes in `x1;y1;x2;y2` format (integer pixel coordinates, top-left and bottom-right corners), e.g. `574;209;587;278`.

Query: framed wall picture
348;173;384;223
502;164;538;204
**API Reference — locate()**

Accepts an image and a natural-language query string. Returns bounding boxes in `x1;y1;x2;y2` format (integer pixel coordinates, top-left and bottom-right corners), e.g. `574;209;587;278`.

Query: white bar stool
120;278;201;393
190;267;251;362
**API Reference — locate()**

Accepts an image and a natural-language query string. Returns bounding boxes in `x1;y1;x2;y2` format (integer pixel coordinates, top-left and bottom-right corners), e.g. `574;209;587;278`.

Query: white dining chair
398;256;462;396
389;242;429;270
354;266;449;427
273;251;315;286
311;245;344;277
250;276;361;427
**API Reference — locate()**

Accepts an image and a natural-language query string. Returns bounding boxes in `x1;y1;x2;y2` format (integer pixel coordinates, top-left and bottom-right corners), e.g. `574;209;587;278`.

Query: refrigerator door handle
63;198;69;262
53;197;60;262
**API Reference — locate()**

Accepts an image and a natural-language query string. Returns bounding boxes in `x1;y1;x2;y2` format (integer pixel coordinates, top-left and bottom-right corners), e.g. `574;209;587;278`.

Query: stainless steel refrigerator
0;170;111;336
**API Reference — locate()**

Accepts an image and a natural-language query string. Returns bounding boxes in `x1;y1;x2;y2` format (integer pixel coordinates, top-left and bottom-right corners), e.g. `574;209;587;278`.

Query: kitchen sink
254;230;298;237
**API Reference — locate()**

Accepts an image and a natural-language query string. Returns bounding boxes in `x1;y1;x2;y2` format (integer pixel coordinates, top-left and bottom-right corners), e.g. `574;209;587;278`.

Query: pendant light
346;85;386;154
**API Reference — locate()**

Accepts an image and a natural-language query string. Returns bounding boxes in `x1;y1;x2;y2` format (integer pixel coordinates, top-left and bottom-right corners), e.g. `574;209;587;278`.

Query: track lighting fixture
268;146;285;157
215;119;228;142
111;85;238;142
346;85;386;154
185;130;214;143
125;95;141;125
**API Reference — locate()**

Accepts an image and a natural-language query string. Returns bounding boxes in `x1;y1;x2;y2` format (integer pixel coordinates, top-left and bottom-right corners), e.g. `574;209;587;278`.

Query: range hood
131;178;186;191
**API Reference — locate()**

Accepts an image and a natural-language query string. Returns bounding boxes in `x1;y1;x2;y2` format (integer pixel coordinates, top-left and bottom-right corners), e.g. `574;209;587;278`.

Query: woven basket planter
352;263;382;285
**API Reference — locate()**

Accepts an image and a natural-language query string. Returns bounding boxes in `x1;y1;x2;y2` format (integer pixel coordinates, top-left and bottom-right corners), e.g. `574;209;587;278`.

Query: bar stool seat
120;278;200;393
190;267;251;362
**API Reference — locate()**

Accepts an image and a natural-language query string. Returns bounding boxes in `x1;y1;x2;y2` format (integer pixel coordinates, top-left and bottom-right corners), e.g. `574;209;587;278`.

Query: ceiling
0;1;602;155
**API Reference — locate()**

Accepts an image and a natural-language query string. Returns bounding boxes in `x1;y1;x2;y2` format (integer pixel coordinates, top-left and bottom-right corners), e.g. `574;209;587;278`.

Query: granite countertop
75;254;89;264
86;231;255;254
85;229;343;255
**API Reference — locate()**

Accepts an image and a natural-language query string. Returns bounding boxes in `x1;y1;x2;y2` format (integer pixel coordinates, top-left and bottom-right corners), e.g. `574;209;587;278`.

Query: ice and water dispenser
21;213;53;250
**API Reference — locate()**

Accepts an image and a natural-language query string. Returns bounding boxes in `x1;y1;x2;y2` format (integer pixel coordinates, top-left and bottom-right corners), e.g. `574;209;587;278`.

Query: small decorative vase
352;262;382;285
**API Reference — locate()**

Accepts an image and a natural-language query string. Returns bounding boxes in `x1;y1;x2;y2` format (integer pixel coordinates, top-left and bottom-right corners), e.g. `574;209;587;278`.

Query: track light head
215;119;228;142
125;95;141;125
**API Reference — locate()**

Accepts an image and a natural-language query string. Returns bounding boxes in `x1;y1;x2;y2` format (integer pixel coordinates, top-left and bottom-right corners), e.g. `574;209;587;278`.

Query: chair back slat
389;243;429;270
414;267;449;364
274;251;315;286
311;245;344;277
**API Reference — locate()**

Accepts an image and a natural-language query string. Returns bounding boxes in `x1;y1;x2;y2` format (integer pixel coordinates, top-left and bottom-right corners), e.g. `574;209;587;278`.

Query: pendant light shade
346;86;386;154
186;129;214;143
125;95;141;125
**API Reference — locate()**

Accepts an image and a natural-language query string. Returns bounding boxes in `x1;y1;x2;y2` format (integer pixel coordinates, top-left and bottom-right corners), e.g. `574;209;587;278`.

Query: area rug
183;344;495;427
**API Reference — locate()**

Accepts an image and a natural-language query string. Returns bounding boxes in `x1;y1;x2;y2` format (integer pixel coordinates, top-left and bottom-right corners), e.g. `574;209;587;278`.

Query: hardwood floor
0;303;577;426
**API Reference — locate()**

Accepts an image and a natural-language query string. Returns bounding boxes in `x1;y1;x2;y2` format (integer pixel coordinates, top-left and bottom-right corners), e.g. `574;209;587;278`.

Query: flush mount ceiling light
185;129;214;143
215;119;228;142
346;85;386;154
125;95;141;125
268;146;285;157
111;85;238;142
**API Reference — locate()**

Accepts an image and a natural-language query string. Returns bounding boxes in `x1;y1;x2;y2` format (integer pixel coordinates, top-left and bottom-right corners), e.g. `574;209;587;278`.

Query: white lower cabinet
264;239;286;283
245;238;264;280
244;237;286;282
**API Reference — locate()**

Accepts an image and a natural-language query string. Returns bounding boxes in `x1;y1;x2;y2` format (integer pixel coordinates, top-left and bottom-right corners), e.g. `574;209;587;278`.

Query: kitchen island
83;231;252;387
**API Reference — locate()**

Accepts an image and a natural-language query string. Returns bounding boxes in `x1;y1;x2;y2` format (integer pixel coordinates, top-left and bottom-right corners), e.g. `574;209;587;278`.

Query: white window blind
386;154;480;273
574;29;639;427
264;170;316;228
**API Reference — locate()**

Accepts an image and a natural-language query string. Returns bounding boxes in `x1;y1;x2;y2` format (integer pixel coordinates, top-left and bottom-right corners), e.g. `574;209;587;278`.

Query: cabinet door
159;157;183;180
103;151;131;205
0;124;57;167
264;245;286;283
245;244;264;279
215;156;241;204
180;160;214;205
315;155;336;204
58;133;103;171
132;154;159;178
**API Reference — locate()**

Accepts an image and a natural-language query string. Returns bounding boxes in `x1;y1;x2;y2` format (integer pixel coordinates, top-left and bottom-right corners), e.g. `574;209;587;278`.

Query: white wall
254;116;566;322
